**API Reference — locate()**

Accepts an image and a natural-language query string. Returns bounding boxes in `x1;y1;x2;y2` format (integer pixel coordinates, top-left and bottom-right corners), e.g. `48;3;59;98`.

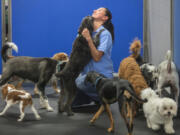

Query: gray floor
0;83;180;135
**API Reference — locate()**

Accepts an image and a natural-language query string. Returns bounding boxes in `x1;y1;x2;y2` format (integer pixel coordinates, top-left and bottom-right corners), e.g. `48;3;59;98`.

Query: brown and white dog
0;84;41;122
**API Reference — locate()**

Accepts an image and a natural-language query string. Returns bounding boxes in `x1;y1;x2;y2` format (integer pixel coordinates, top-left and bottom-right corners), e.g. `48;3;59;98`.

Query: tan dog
118;39;148;116
0;84;41;121
15;52;69;94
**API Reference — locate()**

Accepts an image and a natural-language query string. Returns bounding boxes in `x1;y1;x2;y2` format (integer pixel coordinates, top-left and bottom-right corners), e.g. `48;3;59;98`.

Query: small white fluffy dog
0;84;41;122
157;50;179;105
141;88;177;134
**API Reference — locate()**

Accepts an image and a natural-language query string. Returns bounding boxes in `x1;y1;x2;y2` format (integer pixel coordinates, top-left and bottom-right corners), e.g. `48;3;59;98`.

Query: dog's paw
17;118;23;122
107;127;114;133
47;107;54;112
55;89;61;94
67;111;74;116
34;89;39;95
36;116;41;120
0;113;4;116
89;119;95;125
58;108;64;113
165;126;175;134
151;124;160;130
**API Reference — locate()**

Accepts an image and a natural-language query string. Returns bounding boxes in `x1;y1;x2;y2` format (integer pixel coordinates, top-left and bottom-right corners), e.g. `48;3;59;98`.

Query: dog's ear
78;16;94;35
85;16;94;34
1;87;8;100
78;16;88;34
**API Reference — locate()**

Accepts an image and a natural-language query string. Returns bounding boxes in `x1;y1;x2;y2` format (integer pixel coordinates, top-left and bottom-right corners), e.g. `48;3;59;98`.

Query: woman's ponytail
103;8;114;42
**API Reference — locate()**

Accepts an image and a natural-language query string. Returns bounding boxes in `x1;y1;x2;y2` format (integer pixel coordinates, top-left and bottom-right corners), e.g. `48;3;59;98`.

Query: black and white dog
156;50;179;105
0;42;66;111
140;63;158;89
55;16;104;116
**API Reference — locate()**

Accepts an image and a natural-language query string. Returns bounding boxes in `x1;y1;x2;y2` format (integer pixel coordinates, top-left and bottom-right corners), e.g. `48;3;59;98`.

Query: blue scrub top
81;26;114;78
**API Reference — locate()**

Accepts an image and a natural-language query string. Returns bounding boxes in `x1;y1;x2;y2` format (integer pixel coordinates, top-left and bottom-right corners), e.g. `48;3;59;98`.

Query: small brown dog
118;39;148;116
0;84;41;121
15;52;69;94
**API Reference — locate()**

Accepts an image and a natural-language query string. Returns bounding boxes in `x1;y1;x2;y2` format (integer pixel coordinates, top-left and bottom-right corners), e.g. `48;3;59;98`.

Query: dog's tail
165;50;172;73
1;42;18;62
116;83;147;103
129;38;141;58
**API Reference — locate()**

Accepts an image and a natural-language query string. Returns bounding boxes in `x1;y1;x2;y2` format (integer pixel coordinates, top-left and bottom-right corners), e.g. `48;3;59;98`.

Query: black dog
0;42;66;111
85;71;146;134
55;16;104;116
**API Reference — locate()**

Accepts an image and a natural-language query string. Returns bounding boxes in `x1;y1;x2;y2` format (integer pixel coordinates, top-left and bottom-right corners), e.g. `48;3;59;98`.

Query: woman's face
92;7;108;22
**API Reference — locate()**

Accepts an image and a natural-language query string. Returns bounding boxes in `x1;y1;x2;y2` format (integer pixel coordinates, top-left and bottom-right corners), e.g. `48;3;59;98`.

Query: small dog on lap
85;71;146;134
0;84;41;122
141;88;177;134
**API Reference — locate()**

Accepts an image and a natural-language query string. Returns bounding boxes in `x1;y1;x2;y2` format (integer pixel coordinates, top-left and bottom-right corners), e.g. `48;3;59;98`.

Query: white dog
157;50;179;105
141;88;177;134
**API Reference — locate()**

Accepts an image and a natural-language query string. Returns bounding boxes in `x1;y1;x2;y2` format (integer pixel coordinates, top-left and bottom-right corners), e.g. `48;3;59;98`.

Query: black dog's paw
64;105;74;116
67;111;74;116
58;103;65;113
58;107;64;113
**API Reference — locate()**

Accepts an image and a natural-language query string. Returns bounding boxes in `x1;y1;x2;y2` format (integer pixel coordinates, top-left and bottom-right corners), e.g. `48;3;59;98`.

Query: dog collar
56;61;64;72
95;76;103;88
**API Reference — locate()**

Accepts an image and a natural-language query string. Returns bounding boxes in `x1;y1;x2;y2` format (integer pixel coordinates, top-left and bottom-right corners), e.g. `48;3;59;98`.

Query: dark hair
103;8;114;42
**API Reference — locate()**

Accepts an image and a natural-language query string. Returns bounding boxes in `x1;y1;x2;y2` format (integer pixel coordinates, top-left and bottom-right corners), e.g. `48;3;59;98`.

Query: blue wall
174;0;180;73
11;0;143;72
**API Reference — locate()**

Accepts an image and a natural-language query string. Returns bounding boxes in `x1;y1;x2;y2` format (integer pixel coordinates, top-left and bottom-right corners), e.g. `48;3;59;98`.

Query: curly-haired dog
85;71;146;135
118;39;148;116
55;16;104;116
15;52;68;94
156;50;179;105
0;84;41;122
141;88;177;134
0;42;67;111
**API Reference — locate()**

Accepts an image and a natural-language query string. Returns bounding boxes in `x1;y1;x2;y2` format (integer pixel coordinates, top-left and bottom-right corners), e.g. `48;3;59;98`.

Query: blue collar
57;61;64;72
94;76;103;88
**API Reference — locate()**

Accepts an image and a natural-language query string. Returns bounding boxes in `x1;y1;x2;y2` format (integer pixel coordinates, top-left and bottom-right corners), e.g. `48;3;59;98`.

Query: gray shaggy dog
0;42;66;112
55;16;104;116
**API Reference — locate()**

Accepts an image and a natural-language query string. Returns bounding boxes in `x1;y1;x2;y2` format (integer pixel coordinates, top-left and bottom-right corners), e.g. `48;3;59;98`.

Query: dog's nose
168;111;171;115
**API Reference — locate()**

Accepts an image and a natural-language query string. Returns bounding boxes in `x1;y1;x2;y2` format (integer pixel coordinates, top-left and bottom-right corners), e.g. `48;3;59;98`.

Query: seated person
72;7;114;109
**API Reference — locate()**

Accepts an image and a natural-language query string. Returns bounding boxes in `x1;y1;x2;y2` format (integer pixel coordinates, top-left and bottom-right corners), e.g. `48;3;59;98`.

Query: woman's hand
82;28;92;42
